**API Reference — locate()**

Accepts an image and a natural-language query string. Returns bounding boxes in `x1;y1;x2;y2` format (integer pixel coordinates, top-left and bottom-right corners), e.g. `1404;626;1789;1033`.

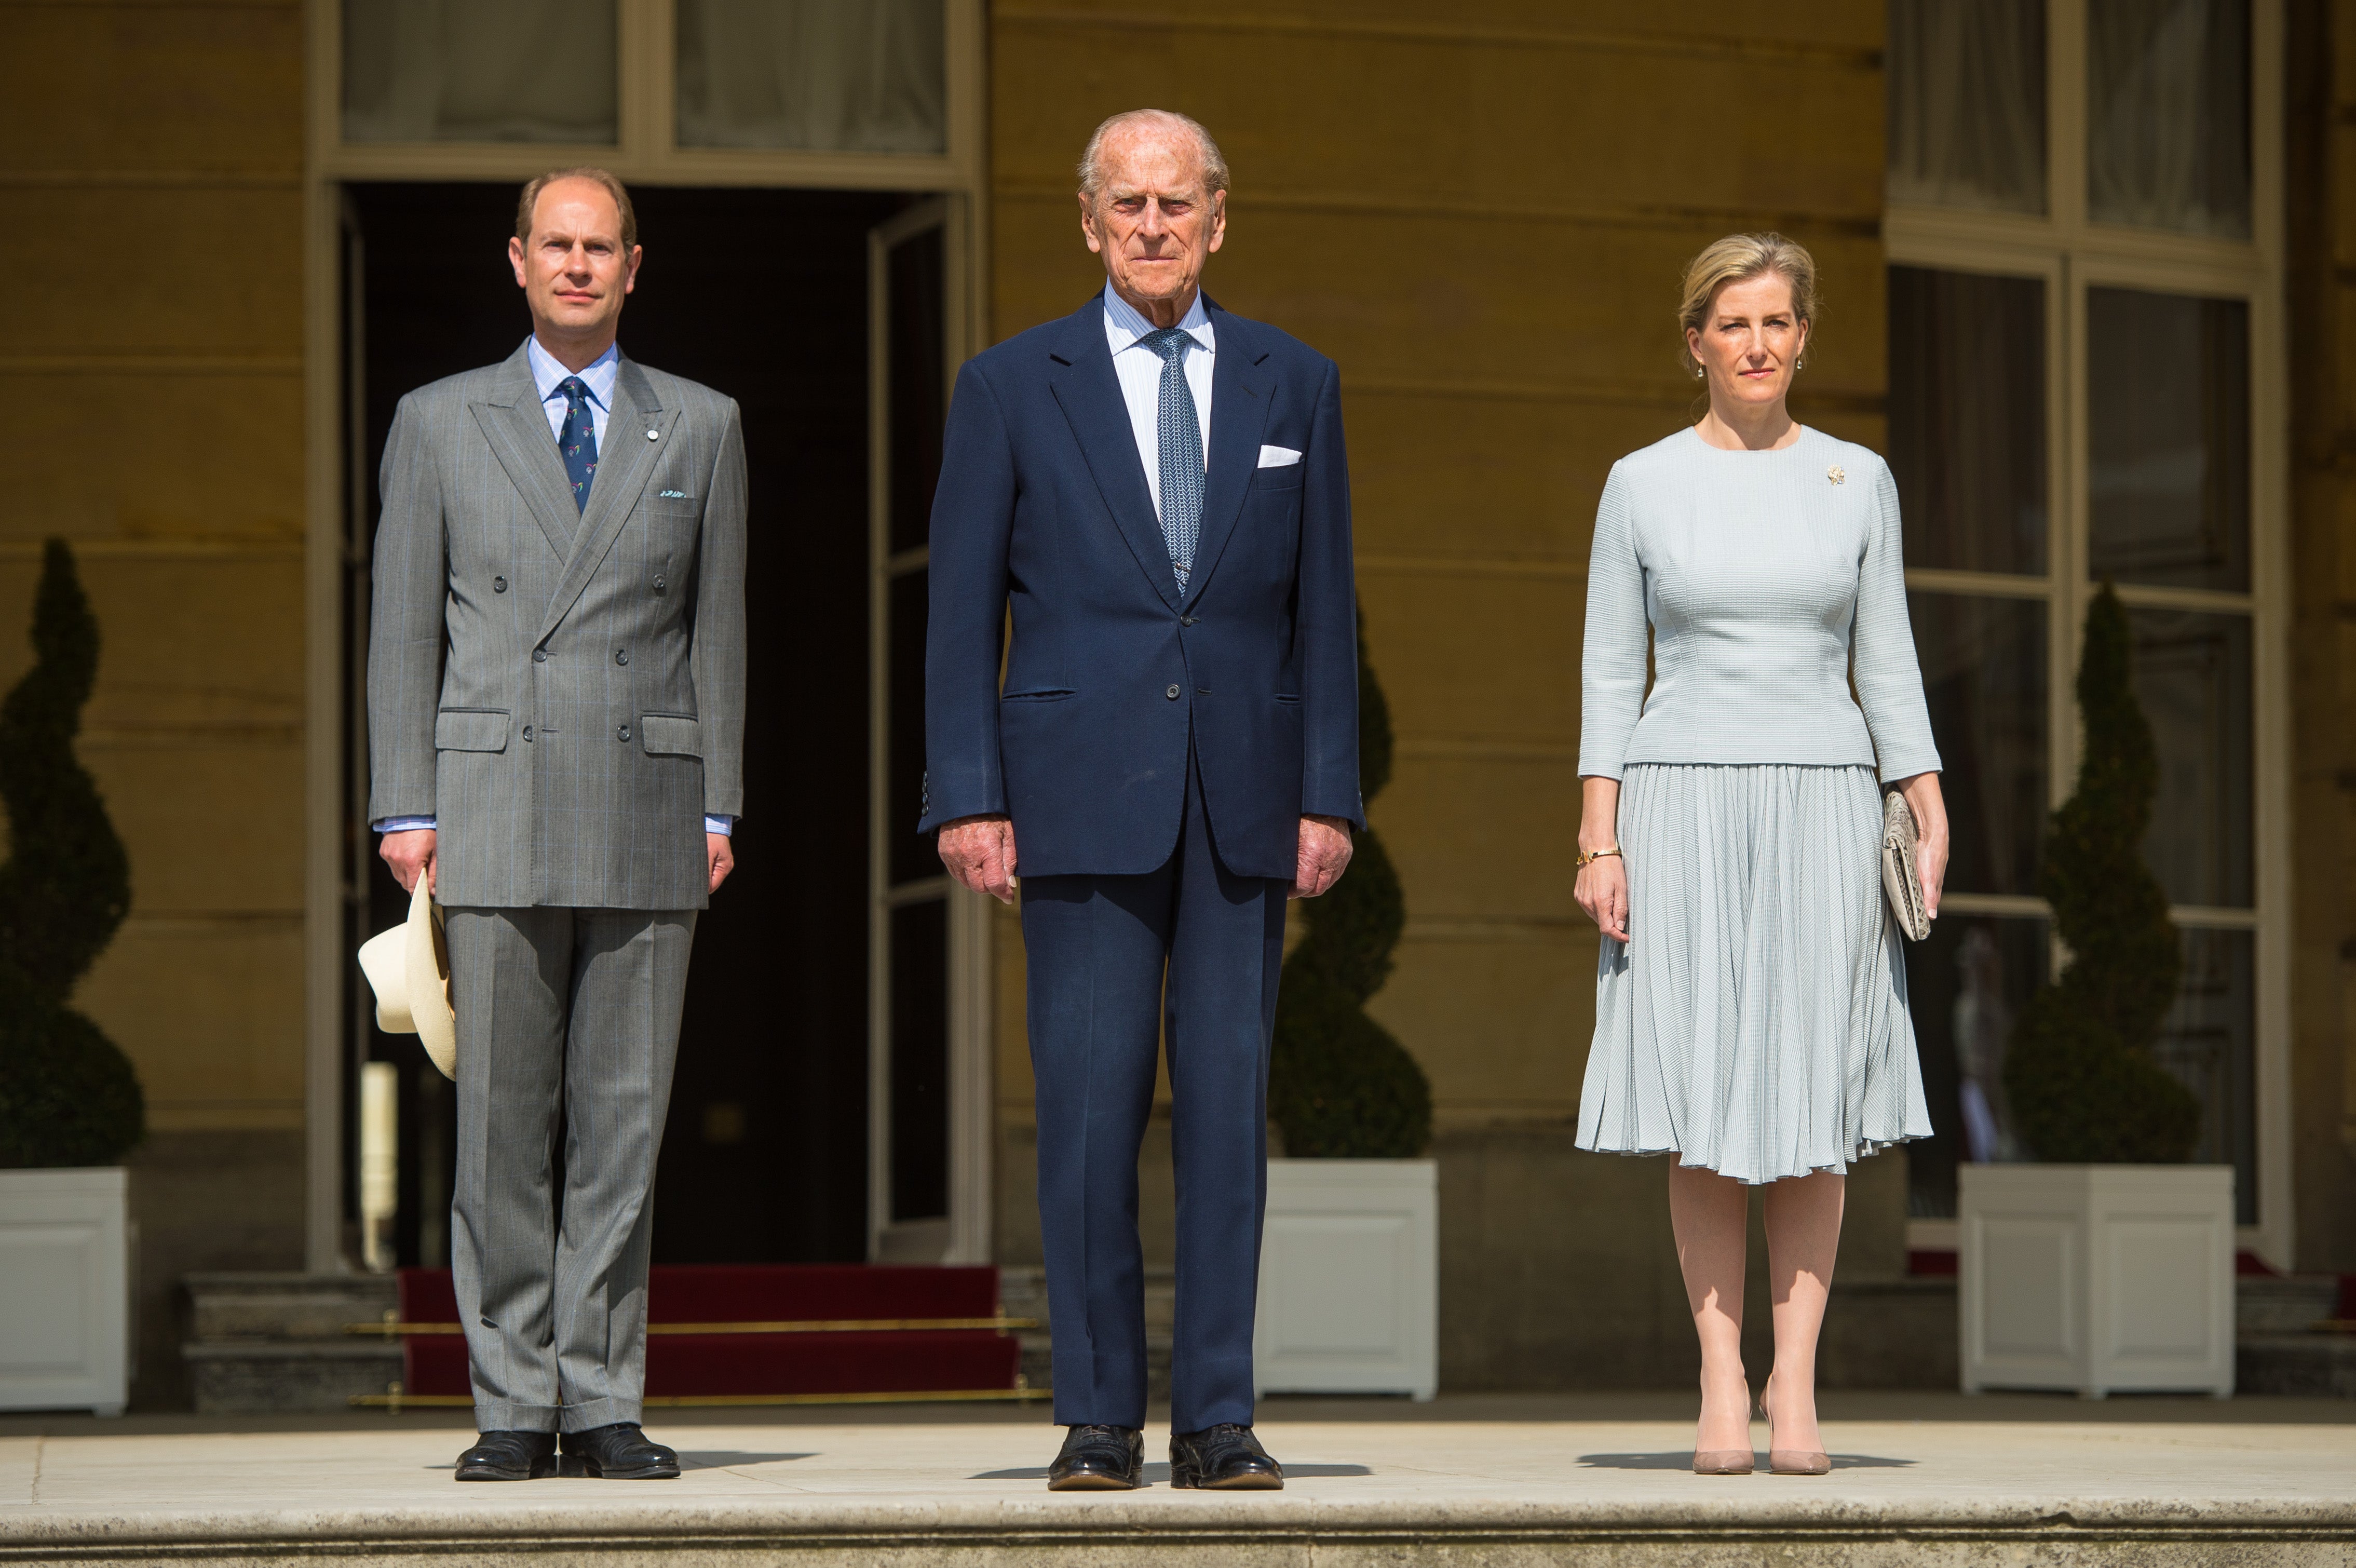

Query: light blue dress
1574;427;1941;1183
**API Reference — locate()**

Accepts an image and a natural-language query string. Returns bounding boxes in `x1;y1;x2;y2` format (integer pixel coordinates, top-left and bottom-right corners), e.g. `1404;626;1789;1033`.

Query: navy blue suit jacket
919;294;1363;881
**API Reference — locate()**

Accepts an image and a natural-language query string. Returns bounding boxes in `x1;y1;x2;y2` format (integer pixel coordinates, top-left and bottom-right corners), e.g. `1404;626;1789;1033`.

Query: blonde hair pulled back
1676;232;1819;375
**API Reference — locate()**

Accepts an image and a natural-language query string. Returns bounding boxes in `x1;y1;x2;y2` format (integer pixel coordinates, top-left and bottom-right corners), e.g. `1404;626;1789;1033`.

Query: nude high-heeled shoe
1759;1377;1830;1476
1691;1378;1755;1476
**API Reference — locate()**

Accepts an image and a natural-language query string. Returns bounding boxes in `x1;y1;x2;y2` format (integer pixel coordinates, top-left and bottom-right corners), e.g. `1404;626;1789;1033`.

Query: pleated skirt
1575;764;1931;1184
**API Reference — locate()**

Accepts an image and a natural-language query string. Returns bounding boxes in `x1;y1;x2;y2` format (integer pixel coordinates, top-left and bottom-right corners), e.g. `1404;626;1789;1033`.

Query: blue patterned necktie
557;376;599;513
1140;326;1203;592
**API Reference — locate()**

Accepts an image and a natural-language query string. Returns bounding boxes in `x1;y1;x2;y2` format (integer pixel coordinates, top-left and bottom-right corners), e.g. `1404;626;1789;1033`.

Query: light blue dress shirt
373;335;734;839
1102;283;1214;522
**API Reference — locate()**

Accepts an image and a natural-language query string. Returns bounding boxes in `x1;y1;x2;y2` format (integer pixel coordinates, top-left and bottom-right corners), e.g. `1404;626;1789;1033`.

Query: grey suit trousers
445;905;696;1434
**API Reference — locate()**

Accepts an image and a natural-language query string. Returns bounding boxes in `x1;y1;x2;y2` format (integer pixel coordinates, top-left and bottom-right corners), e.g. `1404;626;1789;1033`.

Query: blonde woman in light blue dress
1573;234;1950;1477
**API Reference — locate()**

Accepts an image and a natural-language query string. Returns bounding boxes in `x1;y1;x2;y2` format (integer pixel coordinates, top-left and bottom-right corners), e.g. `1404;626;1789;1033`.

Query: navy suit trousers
1019;747;1288;1432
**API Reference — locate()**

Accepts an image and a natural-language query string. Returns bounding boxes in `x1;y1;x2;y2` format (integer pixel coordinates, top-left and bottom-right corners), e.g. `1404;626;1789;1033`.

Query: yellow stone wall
985;1;1886;1148
0;1;307;1137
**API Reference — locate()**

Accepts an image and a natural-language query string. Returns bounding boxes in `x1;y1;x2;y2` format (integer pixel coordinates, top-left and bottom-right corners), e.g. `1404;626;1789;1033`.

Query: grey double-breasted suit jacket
367;343;748;911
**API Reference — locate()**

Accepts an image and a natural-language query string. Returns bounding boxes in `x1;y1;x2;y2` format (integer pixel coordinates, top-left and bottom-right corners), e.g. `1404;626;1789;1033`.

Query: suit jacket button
533;648;547;663
1166;684;1181;700
1181;616;1197;626
615;648;629;666
522;725;534;742
618;724;631;742
493;576;508;593
653;574;667;592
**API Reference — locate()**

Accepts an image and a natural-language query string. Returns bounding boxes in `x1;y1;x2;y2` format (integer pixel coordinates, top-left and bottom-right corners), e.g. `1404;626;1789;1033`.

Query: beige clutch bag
1881;790;1931;942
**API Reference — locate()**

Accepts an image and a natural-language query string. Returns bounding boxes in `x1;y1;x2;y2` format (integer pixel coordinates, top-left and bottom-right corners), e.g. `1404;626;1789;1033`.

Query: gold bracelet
1575;846;1621;868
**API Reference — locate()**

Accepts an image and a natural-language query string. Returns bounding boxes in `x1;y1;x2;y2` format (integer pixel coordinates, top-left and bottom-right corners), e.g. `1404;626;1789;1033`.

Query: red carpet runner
393;1266;1024;1403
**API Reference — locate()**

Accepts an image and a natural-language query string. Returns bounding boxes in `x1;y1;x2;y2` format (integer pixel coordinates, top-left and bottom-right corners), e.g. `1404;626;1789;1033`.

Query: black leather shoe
1046;1424;1144;1490
1170;1424;1283;1490
454;1430;557;1482
559;1422;681;1480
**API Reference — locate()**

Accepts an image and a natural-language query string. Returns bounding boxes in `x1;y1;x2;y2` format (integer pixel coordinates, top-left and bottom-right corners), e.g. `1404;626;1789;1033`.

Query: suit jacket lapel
470;346;580;562
1046;302;1182;611
1187;308;1274;600
534;358;677;648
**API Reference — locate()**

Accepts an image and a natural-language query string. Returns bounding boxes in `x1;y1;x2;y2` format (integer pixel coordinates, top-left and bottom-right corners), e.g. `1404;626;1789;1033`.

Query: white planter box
1958;1163;2234;1399
0;1167;131;1416
1253;1158;1436;1400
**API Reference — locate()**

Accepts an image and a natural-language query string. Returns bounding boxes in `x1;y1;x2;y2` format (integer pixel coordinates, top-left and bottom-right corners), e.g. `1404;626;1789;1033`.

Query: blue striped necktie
557;376;599;513
1139;327;1202;592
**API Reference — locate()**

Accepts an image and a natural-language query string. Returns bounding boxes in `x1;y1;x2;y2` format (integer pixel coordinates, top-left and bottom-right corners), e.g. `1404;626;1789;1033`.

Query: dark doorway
344;183;907;1267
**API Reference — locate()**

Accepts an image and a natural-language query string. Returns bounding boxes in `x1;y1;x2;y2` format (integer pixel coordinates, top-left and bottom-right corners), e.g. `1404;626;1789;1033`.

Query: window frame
296;0;995;1270
1885;0;2290;1264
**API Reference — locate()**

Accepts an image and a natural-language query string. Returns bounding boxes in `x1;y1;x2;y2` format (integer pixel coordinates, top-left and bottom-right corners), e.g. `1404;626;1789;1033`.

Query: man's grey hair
1077;109;1231;200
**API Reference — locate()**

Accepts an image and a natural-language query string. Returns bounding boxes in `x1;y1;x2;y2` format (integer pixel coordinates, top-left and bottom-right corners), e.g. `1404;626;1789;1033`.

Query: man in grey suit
368;167;746;1483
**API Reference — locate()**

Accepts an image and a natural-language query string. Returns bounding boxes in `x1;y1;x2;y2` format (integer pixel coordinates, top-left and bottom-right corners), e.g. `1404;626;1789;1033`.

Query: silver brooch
1827;465;1846;485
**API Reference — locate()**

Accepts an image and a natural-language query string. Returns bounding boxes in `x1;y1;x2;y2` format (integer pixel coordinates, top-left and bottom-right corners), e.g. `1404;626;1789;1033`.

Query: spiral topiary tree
2002;583;2200;1165
0;539;144;1168
1267;609;1432;1158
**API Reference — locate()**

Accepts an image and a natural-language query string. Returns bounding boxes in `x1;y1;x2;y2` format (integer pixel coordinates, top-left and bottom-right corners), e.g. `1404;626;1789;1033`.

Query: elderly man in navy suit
920;110;1360;1492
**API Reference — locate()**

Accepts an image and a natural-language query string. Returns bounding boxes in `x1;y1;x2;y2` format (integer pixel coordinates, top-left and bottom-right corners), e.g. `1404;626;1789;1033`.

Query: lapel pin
1827;465;1846;485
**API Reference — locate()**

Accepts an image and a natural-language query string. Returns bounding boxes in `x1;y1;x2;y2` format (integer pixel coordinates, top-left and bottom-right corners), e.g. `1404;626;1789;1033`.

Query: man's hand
708;832;736;895
1290;815;1354;899
380;829;437;896
939;814;1019;904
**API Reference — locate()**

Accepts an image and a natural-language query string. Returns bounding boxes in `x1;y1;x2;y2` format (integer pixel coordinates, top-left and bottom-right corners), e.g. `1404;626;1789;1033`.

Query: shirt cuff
705;815;735;836
373;816;436;834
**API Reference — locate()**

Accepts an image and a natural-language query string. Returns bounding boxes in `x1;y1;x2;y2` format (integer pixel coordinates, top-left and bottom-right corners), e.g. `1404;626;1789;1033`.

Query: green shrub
1268;610;1432;1158
2002;584;2200;1164
0;540;143;1168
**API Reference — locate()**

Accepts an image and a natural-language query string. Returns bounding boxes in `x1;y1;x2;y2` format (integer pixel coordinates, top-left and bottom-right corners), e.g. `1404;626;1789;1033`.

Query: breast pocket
1249;463;1305;493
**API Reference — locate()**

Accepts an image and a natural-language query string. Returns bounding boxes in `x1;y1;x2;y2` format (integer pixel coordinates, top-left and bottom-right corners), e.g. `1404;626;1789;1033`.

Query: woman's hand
1578;855;1630;944
1895;771;1950;920
1575;776;1630;944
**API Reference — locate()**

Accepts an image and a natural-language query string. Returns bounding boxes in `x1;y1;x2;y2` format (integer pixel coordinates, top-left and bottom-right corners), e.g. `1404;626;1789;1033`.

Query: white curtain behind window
2087;0;2251;237
342;0;619;145
1887;0;2048;213
676;0;946;154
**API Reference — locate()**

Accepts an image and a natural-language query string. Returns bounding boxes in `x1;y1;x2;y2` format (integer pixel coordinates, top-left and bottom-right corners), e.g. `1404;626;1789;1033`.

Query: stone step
184;1272;397;1343
2238;1331;2356;1398
181;1342;404;1416
2235;1274;2341;1334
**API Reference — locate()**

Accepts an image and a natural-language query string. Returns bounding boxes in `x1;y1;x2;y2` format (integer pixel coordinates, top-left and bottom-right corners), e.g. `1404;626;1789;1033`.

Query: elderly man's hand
380;829;437;896
707;832;736;895
1291;815;1353;899
939;814;1019;904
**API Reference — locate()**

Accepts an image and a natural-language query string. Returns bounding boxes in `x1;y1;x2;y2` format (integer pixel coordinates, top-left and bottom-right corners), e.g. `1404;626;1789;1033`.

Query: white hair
1077;109;1231;201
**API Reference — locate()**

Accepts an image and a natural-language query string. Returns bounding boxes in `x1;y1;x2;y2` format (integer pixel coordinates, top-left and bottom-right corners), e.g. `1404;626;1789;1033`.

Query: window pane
1904;915;2049;1219
1888;266;2048;575
888;569;935;886
888;898;949;1223
1908;593;2047;895
887;225;946;556
342;1;618;145
2154;926;2257;1222
2130;609;2254;908
1887;0;2048;213
2088;289;2251;593
678;0;947;154
2088;0;2251;237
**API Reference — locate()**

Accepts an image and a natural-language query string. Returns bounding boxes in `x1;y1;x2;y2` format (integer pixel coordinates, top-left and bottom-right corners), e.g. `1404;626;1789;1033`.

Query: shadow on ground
972;1463;1374;1482
1578;1452;1916;1470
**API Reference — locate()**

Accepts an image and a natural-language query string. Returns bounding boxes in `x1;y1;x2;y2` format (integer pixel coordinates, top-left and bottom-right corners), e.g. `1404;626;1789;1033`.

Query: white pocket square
1257;444;1303;468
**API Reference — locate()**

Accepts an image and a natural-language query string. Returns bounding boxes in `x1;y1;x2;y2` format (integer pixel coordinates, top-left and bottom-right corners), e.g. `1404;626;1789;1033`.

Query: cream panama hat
356;875;456;1080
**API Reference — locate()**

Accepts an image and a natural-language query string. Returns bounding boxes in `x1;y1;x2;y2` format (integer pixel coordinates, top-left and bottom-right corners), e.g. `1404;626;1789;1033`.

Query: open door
869;199;990;1264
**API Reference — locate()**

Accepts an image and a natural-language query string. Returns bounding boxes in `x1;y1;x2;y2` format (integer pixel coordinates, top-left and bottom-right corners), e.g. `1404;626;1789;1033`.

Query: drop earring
1692;362;1705;380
